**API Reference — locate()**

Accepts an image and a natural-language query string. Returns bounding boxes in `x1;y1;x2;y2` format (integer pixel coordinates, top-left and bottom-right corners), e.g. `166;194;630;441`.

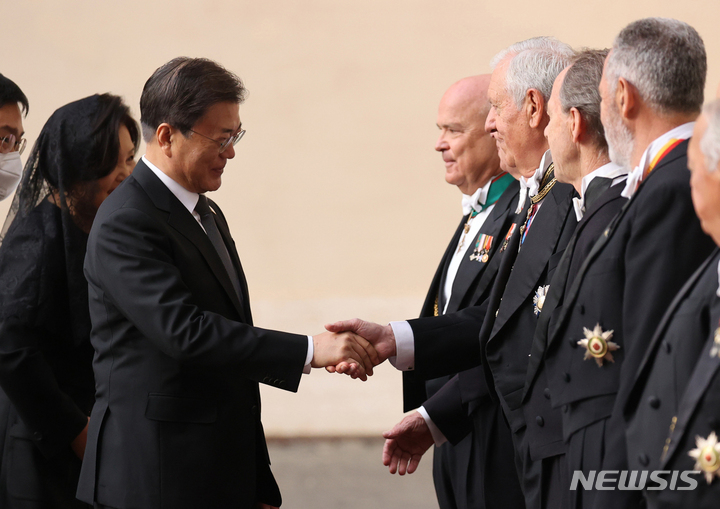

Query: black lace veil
0;94;139;344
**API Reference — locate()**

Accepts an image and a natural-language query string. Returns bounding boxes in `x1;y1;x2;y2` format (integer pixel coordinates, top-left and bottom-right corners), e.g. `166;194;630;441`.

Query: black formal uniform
521;176;627;508
404;178;519;509
476;159;577;509
646;289;720;508
623;249;720;507
544;139;715;509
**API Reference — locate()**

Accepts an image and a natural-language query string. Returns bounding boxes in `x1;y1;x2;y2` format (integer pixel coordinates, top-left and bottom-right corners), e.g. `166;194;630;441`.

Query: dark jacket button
579;305;585;315
563;405;569;413
563;372;571;383
569;338;578;348
639;453;649;466
544;388;551;400
664;341;672;354
536;416;545;427
648;396;660;409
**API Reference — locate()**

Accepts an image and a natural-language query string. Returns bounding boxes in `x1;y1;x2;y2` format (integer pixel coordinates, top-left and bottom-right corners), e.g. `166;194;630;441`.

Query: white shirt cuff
388;321;414;371
304;336;313;374
417;406;447;446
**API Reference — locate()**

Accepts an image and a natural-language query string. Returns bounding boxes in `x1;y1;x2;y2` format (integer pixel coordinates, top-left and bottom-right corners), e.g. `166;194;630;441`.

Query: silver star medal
689;431;720;484
577;323;620;367
533;285;549;316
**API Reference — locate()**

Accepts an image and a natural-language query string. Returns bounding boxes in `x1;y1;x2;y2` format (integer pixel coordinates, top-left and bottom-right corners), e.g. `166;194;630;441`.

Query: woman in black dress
0;94;139;508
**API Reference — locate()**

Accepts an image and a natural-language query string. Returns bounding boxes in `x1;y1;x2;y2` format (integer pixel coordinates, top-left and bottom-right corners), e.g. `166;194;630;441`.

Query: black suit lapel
661;323;720;468
420;216;467;317
437;215;469;314
449;183;519;313
492;183;572;336
132;162;247;321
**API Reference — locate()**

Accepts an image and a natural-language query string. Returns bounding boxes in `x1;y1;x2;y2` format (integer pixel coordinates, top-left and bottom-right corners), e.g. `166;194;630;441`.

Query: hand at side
382;411;434;475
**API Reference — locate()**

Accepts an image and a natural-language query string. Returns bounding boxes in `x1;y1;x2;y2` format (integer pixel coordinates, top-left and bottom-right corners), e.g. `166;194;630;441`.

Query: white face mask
0;151;23;201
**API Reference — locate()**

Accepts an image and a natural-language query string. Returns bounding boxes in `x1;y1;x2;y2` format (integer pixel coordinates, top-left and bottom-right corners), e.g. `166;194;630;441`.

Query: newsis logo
570;470;701;491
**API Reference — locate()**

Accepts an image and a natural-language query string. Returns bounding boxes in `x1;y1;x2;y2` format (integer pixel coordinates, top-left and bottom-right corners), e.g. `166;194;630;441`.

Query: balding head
435;75;502;194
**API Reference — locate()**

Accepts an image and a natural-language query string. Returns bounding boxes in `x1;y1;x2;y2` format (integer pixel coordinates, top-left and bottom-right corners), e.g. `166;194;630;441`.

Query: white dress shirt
142;156;314;372
442;179;498;315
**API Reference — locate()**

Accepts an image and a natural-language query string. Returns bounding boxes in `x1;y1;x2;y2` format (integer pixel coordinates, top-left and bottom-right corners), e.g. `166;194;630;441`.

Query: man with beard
542;18;715;509
622;99;720;508
327;37;577;509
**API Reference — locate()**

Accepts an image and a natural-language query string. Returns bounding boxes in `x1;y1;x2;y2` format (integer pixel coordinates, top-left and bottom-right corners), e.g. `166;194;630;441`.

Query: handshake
311;318;396;381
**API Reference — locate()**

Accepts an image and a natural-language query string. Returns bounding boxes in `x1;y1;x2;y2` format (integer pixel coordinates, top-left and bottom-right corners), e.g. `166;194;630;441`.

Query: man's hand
324;318;396;365
382;411;434;475
312;331;379;381
71;417;90;460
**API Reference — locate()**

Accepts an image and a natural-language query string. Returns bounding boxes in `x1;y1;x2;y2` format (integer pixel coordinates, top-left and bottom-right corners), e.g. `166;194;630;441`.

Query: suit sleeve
422;374;475;445
88;205;308;390
0;221;88;458
407;299;488;379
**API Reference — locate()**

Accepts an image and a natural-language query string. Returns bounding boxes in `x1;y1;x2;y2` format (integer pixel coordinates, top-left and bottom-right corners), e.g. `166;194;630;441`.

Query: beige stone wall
4;0;719;436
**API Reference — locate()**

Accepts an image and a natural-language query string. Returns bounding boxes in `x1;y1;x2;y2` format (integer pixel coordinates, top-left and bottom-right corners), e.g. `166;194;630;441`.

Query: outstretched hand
312;331;380;381
382;411;434;475
324;318;396;376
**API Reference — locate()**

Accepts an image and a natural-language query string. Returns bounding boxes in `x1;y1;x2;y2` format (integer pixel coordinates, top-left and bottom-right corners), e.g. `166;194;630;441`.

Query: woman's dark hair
5;93;139;234
140;57;246;141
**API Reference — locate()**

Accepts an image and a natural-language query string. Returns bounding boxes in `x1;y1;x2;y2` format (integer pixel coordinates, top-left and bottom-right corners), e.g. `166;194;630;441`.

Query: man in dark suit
542;18;715;509
622;101;720;508
76;57;377;509
328;37;577;509
391;75;519;509
520;49;627;509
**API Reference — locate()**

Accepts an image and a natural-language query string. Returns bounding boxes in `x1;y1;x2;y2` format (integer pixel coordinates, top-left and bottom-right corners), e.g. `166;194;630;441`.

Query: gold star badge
577;324;619;367
689;431;720;484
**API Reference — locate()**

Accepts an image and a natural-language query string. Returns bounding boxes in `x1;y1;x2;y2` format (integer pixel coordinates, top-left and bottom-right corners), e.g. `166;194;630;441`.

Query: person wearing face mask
0;94;139;508
0;74;29;201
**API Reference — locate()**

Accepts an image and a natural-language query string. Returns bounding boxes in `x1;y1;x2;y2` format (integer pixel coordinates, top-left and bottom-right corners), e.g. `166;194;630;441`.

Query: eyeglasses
0;134;27;155
189;129;245;154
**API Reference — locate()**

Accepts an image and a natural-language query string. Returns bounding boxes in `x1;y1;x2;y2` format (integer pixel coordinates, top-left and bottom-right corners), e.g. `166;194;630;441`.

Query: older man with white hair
543;18;715;509
327;36;578;509
621;101;720;508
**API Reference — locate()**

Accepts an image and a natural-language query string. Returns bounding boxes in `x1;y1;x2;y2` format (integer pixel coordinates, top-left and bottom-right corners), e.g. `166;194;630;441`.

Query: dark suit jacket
623;249;720;472
650;294;720;508
77;161;308;509
521;181;627;461
403;180;519;412
544;141;715;498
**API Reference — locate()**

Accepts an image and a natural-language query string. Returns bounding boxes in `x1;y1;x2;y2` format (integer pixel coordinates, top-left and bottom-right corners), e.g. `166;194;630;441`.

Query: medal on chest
499;223;516;253
470;234;493;263
577;323;620;367
689;431;720;484
533;285;549;316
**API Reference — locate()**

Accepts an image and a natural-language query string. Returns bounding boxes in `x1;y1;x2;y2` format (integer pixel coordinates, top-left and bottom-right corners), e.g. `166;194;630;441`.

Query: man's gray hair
701;100;720;172
560;49;609;154
606;18;706;115
490;37;575;107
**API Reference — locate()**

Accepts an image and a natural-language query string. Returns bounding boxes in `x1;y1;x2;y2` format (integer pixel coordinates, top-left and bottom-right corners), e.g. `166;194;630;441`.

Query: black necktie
195;195;241;299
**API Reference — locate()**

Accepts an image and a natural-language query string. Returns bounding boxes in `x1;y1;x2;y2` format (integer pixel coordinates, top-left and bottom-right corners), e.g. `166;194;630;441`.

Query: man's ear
156;123;174;157
616;77;637;120
526;89;546;129
569;107;585;144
